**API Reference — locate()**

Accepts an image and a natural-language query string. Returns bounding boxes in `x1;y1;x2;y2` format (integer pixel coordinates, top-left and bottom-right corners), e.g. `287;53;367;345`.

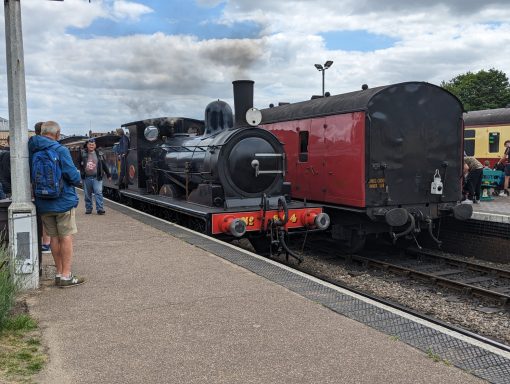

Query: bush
0;241;16;329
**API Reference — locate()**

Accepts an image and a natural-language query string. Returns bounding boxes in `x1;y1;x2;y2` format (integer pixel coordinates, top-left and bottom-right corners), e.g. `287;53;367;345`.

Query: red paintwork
211;207;324;235
262;112;366;207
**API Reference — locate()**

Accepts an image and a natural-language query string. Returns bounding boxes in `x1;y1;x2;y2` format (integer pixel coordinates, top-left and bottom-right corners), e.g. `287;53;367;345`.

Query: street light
314;60;334;97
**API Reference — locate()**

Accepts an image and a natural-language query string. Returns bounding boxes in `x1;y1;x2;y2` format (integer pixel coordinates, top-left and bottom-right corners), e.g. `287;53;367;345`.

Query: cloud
111;0;153;22
0;0;509;136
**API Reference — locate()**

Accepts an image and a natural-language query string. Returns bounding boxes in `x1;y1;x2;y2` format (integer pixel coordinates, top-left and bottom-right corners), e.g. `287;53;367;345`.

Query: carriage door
293;120;312;199
307;117;327;201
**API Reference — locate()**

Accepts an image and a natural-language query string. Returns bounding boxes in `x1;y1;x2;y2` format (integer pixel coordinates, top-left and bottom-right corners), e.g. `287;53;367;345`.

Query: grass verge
0;242;47;383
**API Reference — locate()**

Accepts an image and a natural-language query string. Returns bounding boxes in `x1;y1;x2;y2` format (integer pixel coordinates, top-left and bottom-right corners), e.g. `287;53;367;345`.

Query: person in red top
497;140;510;196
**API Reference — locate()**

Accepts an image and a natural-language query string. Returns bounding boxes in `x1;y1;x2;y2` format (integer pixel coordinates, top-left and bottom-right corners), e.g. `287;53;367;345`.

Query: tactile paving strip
108;201;510;384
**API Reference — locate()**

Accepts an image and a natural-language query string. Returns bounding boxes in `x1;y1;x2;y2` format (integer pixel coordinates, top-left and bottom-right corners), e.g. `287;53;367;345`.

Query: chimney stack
232;80;254;128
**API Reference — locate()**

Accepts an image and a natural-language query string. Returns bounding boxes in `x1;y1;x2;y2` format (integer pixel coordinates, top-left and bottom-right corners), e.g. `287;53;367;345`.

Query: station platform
28;198;509;384
472;195;510;224
435;195;510;263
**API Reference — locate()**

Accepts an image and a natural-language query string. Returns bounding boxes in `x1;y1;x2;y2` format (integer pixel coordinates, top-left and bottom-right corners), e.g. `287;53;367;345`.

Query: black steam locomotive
67;81;329;259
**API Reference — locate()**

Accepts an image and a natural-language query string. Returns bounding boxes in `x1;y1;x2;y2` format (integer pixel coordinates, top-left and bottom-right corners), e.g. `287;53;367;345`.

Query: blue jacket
28;135;81;214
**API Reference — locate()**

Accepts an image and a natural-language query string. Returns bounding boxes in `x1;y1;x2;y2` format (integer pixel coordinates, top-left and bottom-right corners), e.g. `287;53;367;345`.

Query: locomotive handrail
254;153;284;157
164;146;209;152
152;167;212;176
251;153;286;177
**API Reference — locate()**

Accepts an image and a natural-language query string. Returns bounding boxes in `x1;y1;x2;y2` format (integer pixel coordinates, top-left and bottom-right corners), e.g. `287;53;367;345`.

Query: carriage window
299;131;309;162
464;129;475;139
489;132;500;153
464;140;475;156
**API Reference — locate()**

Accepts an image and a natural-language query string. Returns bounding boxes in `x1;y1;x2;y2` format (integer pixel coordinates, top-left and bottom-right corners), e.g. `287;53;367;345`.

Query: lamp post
4;0;39;289
314;60;333;97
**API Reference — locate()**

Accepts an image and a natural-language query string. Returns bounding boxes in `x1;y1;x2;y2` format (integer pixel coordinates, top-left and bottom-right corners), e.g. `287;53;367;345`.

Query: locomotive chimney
232;80;254;128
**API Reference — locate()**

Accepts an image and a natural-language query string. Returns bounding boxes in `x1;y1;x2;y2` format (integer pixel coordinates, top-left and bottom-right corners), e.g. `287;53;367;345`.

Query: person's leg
474;168;483;201
119;157;126;187
58;222;85;287
83;177;93;213
42;226;51;246
59;235;74;277
41;214;62;277
54;209;81;281
93;179;104;212
50;236;63;275
465;172;475;201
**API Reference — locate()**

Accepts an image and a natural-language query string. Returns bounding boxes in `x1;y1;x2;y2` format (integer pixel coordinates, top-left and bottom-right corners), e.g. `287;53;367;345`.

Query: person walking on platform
496;140;510;196
28;121;85;288
78;138;111;215
463;156;484;204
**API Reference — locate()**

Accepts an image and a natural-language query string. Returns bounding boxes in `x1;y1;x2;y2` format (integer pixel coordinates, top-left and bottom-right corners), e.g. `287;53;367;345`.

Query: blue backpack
31;148;63;199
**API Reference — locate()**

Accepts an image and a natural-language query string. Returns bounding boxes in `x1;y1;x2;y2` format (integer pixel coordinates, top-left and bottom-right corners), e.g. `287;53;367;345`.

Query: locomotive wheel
248;235;272;255
159;184;182;198
343;230;366;254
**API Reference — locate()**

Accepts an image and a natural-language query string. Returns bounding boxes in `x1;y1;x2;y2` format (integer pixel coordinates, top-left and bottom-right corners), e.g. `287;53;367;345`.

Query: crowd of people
1;122;129;288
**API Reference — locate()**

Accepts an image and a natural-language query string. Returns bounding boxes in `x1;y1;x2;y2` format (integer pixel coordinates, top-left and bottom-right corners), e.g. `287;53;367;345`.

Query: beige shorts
41;209;78;237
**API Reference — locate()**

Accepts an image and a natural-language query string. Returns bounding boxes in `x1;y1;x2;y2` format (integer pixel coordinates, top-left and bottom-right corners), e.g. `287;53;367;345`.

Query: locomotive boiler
260;81;473;250
141;82;289;209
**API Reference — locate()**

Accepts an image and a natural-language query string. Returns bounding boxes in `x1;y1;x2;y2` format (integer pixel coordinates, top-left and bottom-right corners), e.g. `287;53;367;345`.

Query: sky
1;0;510;136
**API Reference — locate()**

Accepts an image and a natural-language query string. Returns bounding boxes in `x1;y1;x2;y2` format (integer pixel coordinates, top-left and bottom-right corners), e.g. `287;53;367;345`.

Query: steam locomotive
260;82;473;251
66;81;330;259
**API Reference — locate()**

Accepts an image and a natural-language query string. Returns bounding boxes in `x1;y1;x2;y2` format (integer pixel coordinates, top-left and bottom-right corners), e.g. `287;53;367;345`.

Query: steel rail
351;254;510;306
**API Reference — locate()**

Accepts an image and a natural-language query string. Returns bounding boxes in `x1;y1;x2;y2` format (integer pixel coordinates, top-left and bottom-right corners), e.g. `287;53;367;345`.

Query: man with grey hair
28;121;85;287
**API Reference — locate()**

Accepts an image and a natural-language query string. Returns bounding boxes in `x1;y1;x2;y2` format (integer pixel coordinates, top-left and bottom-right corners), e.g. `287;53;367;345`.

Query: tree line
440;68;510;111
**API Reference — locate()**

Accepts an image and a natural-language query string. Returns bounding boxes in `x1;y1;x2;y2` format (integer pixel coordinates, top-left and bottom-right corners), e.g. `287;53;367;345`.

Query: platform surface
28;199;495;384
472;194;510;223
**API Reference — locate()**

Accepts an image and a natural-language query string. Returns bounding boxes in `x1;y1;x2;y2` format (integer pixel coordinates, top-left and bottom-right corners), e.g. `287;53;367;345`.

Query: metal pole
4;0;39;289
322;70;325;97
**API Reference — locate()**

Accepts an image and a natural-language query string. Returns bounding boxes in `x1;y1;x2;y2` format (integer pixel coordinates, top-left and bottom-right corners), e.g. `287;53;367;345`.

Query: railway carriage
463;107;510;167
260;82;472;250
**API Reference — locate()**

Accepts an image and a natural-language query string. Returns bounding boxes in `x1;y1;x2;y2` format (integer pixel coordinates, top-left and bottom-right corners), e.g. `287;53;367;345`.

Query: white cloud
112;0;153;22
0;0;510;135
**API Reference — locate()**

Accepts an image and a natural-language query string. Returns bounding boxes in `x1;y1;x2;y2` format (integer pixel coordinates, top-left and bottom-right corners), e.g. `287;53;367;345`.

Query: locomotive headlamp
144;125;159;142
430;169;443;195
246;108;262;126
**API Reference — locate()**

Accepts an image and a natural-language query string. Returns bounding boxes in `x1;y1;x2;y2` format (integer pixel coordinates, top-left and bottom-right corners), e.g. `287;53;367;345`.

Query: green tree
440;68;510;111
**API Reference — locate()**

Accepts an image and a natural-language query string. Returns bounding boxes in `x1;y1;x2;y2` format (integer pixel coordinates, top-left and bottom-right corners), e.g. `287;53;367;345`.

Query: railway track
354;247;510;308
266;235;510;352
295;234;510;309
